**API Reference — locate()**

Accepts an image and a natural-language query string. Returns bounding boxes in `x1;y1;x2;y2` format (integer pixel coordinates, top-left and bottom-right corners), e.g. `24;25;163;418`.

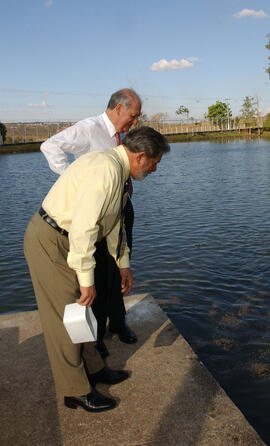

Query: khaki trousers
24;213;104;396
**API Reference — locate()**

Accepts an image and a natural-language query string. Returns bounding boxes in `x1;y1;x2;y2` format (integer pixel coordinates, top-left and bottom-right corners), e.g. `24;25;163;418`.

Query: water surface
1;139;270;443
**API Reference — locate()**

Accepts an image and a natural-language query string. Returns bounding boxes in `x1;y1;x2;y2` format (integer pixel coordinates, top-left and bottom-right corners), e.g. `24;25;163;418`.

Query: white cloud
233;9;268;18
45;0;53;7
27;101;52;107
187;56;199;62
151;58;194;71
1;87;31;96
39;109;52;115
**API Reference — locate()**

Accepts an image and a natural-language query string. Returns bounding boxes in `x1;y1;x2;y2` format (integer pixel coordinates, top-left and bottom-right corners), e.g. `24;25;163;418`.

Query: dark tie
115;132;133;197
116;181;129;260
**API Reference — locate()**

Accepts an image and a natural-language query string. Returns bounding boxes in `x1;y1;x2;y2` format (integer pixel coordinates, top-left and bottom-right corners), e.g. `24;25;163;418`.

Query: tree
0;122;7;144
176;105;189;121
134;111;148;127
263;113;270;129
240;96;256;119
206;101;232;121
265;34;270;77
150;112;167;122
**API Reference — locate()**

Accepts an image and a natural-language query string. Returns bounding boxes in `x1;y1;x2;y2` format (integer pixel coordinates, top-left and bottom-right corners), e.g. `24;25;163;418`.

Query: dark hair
107;88;141;110
122;126;170;158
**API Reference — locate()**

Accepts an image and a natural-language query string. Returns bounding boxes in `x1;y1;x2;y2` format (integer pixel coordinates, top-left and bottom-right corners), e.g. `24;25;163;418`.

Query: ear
135;152;146;165
114;103;123;114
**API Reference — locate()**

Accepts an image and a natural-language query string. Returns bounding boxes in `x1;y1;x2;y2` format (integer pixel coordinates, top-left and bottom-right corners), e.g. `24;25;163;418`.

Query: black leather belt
39;208;68;237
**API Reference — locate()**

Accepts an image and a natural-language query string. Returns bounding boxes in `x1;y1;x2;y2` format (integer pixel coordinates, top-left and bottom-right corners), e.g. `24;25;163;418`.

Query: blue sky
1;0;270;122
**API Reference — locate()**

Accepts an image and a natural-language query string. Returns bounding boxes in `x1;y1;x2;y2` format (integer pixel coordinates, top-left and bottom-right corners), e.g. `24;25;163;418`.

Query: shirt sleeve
40;124;91;175
66;163;121;287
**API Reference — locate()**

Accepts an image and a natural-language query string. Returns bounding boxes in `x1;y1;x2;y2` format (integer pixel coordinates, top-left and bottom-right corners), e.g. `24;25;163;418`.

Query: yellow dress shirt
42;145;130;287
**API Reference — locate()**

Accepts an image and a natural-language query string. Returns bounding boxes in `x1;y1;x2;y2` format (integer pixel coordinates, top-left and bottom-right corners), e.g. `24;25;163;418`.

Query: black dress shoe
95;339;109;359
64;388;116;412
109;324;137;344
89;366;129;386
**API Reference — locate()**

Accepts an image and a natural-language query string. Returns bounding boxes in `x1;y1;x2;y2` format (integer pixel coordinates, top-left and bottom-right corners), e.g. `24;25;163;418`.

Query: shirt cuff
76;270;94;287
118;254;130;269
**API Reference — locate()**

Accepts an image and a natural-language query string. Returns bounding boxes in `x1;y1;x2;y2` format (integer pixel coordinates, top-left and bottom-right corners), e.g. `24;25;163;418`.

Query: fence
141;117;264;135
2;117;265;144
4;122;73;144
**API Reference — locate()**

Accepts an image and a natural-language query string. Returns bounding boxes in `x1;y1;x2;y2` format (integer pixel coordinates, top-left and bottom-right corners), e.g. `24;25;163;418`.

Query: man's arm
67;164;122;287
41;138;69;175
40;123;90;175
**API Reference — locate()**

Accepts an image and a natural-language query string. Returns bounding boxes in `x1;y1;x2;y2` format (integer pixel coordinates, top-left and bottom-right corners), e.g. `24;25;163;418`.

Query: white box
63;303;97;344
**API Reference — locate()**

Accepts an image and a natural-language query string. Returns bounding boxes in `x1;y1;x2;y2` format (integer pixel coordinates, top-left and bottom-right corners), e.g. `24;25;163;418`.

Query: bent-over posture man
41;89;141;358
24;127;170;412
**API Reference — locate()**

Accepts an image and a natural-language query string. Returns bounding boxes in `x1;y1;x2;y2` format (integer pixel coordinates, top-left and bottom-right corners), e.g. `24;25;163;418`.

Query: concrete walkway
0;294;266;446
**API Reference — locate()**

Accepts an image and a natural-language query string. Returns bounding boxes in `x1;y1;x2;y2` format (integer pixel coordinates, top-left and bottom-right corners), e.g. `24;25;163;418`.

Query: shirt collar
112;145;130;182
102;111;116;138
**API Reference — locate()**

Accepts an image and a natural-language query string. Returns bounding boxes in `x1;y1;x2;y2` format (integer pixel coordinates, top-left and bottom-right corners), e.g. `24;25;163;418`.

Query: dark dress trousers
92;197;134;339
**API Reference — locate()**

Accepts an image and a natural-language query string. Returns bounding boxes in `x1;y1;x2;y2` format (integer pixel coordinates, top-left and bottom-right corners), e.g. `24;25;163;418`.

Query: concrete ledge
0;294;265;446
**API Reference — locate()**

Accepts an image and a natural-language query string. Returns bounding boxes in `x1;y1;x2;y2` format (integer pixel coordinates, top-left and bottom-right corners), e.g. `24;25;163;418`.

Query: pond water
1;138;270;443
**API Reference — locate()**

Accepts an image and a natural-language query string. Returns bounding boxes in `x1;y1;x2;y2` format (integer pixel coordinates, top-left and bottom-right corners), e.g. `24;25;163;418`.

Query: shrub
263;114;270;129
0;122;7;143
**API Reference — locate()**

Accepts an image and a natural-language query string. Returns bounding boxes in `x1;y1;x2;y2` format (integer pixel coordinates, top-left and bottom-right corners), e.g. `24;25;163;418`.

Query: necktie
115;132;133;197
116;181;129;260
115;132;120;145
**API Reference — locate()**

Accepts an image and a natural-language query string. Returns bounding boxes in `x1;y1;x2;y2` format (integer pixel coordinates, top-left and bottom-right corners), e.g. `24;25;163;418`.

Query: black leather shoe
109;324;137;344
89;366;129;386
95;339;109;359
64;388;116;412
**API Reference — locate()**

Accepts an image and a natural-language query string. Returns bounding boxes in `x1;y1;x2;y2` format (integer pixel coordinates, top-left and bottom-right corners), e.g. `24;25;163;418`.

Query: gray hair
107;89;141;110
122;126;170;158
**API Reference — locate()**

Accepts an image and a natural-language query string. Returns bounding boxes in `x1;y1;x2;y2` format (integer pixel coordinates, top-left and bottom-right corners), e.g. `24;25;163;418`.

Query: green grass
0;142;41;154
166;130;268;143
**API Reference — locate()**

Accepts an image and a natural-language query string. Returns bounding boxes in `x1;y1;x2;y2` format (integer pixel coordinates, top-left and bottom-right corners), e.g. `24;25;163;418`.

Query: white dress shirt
40;112;118;175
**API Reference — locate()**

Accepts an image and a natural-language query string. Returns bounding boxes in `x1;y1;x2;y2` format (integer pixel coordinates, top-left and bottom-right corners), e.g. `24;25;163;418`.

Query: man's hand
76;285;96;307
120;268;133;296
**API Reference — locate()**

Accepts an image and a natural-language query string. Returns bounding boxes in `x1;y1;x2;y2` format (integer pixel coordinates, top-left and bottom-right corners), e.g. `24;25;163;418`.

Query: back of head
107;89;141;110
122;126;170;158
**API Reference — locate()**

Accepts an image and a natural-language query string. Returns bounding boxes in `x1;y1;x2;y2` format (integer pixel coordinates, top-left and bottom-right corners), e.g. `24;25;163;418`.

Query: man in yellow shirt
24;126;170;413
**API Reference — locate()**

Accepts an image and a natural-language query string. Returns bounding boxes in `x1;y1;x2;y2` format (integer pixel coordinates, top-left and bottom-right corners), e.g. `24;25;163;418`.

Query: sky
1;0;270;122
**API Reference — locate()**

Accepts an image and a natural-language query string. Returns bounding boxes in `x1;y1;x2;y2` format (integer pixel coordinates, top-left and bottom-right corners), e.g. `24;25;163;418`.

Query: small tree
0;122;7;144
150;112;167;122
206;101;231;120
134;112;148;127
234;116;240;128
176;105;189;121
263;113;270;129
240;96;256;119
206;101;232;128
265;34;270;78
